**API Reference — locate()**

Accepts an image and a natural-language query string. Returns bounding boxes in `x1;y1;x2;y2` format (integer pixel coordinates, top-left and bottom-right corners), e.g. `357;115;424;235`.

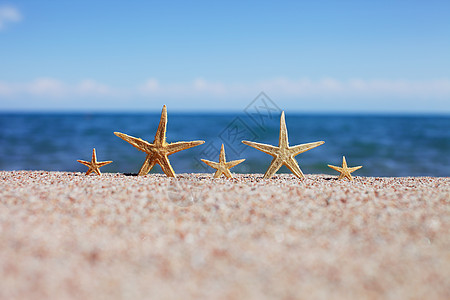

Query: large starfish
114;105;204;177
201;144;245;178
328;156;362;181
77;148;112;175
242;111;324;179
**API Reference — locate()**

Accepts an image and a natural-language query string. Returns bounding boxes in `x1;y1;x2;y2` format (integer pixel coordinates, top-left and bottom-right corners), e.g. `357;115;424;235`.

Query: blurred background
0;1;449;176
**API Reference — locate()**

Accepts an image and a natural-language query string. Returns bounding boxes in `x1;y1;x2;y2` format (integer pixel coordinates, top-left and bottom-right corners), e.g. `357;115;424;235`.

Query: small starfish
114;105;204;177
77;148;112;175
328;156;362;181
242;111;324;179
201;144;245;178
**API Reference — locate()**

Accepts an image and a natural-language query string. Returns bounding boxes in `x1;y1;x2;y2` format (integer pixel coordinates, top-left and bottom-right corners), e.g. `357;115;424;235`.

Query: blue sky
0;0;449;113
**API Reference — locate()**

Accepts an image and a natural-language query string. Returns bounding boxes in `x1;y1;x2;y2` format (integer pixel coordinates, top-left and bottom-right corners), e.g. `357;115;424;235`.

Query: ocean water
0;113;449;177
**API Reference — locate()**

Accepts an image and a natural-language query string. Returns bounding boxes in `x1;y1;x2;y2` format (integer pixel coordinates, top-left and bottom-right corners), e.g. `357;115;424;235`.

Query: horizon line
1;109;449;117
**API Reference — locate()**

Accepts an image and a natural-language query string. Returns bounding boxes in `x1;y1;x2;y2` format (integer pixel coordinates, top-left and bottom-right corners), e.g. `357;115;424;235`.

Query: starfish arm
85;168;94;175
328;164;344;173
338;173;346;180
154;105;168;146
213;169;224;178
201;159;220;169
348;166;363;173
284;157;305;179
77;160;92;167
96;161;113;167
222;168;233;178
138;155;157;176
157;155;176;177
279;111;289;148
219;144;226;163
225;159;245;169
263;157;283;179
241;140;278;156
92;148;97;163
166;141;205;155
114;132;152;153
92;167;102;176
289;141;325;156
342;156;348;168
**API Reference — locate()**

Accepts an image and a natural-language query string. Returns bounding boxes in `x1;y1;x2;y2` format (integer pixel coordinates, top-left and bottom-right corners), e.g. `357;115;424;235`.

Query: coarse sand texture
0;171;449;299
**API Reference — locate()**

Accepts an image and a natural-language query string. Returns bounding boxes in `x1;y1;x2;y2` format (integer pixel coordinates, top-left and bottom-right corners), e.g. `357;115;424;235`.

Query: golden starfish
77;148;112;175
242;111;324;179
201;144;245;178
114;105;205;177
328;156;362;181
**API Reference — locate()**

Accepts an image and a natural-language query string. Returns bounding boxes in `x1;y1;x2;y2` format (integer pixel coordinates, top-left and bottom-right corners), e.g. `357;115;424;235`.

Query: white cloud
140;78;159;93
138;77;226;97
0;81;13;95
0;78;115;98
1;77;449;112
77;79;113;96
27;78;66;97
248;77;450;99
193;78;226;95
0;5;22;31
136;77;450;100
2;77;450;99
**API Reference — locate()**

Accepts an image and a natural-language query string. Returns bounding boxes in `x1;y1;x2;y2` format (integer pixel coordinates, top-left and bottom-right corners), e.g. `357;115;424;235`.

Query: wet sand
0;171;449;299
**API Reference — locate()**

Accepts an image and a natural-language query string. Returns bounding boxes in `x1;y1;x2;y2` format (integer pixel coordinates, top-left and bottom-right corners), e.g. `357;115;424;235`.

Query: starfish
114;105;204;177
328;156;362;181
201;144;245;178
77;148;112;175
242;111;324;179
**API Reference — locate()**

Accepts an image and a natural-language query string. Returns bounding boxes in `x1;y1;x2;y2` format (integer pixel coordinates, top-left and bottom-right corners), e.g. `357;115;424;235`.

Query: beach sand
0;171;449;299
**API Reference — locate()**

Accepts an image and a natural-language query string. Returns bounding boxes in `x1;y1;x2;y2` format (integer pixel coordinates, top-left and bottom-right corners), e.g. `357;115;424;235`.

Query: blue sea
0;113;449;177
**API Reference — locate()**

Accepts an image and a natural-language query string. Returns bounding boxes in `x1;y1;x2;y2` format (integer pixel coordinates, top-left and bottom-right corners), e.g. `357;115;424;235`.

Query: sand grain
0;171;449;299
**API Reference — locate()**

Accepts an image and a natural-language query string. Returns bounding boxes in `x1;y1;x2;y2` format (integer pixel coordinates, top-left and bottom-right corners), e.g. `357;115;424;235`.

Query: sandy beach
0;171;449;299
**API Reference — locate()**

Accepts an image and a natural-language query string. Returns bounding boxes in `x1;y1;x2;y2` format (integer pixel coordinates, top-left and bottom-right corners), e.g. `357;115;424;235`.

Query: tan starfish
328;156;362;181
201;144;245;178
114;105;204;177
77;148;112;175
242;111;324;179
